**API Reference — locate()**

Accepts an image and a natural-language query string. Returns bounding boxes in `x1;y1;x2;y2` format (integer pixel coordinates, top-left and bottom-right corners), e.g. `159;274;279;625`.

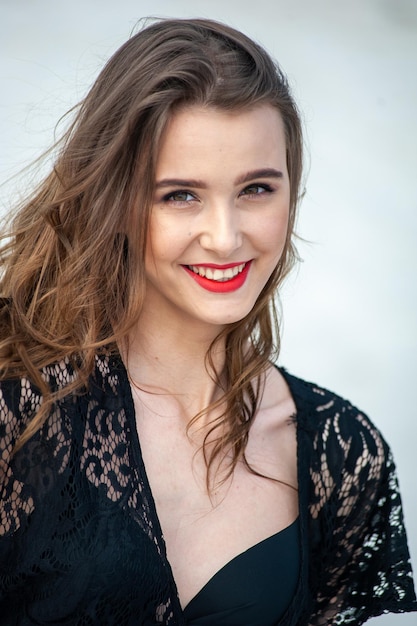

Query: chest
134;396;298;609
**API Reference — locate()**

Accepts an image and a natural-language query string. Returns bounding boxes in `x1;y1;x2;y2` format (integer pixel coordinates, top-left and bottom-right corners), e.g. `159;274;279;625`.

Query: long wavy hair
0;18;303;486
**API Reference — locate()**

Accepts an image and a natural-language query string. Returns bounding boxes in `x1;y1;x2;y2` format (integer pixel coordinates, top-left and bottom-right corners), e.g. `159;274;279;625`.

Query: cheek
146;216;170;258
256;212;289;253
146;215;190;267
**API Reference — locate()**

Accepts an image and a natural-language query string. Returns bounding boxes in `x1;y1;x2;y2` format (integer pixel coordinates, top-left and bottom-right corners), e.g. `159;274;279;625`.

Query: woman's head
56;17;303;332
144;103;291;333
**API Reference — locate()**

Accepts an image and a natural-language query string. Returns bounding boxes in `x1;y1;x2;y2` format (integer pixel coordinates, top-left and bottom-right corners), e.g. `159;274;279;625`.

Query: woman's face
143;104;290;332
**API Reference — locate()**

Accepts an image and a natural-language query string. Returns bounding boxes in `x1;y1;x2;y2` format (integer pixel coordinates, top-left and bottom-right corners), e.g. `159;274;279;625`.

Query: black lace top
0;353;416;625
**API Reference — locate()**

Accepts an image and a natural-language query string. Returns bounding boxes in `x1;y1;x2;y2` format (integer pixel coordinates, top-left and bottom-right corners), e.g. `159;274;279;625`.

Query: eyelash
239;183;274;197
161;183;274;204
162;190;196;203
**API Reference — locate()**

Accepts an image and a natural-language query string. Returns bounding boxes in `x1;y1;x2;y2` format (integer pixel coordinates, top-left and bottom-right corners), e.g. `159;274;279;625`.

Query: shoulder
0;353;126;525
278;367;389;480
0;358;86;473
0;352;124;432
0;376;42;446
279;370;396;537
0;353;120;407
280;367;384;435
279;367;362;416
0;358;78;422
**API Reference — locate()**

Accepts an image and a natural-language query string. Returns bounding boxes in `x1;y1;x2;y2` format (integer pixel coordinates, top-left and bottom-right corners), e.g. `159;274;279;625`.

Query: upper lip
183;262;249;269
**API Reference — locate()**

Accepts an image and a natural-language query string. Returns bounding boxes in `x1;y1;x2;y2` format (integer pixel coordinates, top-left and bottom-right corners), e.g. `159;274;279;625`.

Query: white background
1;1;416;623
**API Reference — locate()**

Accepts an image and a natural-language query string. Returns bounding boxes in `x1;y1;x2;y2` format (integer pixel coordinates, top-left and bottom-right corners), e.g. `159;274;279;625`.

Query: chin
202;308;254;328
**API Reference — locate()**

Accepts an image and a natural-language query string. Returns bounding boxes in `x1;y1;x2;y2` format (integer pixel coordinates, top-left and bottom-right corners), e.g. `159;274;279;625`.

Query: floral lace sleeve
0;357;185;625
294;379;417;625
0;376;42;536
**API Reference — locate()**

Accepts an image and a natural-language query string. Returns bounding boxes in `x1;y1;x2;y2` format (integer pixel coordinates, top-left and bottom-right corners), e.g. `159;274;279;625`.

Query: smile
187;263;246;282
183;262;251;293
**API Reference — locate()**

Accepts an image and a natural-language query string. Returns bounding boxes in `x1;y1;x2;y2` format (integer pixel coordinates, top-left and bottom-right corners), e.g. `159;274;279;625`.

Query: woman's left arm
305;400;417;625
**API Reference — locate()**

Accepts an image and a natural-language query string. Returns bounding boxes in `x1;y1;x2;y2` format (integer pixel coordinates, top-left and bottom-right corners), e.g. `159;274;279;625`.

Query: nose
198;201;242;258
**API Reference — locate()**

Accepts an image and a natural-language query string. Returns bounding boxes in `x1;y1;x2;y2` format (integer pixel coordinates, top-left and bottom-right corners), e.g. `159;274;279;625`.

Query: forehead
155;104;287;177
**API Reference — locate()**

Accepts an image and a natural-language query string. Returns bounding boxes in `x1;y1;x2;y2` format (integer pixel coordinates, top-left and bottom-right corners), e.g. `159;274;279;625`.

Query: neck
123;309;227;424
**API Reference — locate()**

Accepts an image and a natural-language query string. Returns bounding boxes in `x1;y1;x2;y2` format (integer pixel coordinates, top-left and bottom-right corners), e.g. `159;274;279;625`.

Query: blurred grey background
1;1;416;623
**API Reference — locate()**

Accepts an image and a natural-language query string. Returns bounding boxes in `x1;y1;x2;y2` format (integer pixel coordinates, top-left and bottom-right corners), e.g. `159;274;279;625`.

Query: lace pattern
0;355;415;625
0;354;181;625
283;373;417;625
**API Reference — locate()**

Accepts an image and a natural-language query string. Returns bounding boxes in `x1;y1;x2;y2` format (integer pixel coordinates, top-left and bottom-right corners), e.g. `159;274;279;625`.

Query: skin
144;104;290;332
126;104;298;609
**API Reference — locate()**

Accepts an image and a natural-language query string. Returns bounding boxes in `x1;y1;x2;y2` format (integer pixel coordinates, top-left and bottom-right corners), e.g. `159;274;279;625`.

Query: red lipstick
183;261;251;293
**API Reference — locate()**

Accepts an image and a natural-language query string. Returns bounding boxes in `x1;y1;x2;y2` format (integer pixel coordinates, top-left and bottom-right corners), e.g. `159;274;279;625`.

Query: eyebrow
155;168;284;189
235;168;283;185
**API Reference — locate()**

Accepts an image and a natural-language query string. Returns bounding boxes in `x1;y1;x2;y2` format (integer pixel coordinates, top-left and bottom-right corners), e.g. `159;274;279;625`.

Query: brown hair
0;18;303;485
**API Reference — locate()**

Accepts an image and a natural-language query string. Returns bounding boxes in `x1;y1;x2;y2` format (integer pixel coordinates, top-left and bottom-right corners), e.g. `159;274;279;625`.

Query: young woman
0;18;415;626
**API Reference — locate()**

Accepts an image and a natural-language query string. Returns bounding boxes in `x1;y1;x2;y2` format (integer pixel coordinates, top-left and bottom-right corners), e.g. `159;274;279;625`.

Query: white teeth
188;263;246;282
212;269;223;280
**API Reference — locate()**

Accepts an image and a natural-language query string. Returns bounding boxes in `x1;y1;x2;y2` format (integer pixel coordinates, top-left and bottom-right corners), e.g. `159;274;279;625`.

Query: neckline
114;353;309;625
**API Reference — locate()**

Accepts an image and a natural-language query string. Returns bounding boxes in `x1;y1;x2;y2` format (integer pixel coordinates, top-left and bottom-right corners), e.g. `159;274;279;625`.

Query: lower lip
183;262;251;293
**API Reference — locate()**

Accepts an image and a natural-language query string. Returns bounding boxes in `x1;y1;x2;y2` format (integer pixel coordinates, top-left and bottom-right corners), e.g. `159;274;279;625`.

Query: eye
163;190;195;203
240;183;274;197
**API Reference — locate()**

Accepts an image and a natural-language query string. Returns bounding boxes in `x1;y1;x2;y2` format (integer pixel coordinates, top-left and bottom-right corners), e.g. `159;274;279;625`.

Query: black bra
183;517;300;625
